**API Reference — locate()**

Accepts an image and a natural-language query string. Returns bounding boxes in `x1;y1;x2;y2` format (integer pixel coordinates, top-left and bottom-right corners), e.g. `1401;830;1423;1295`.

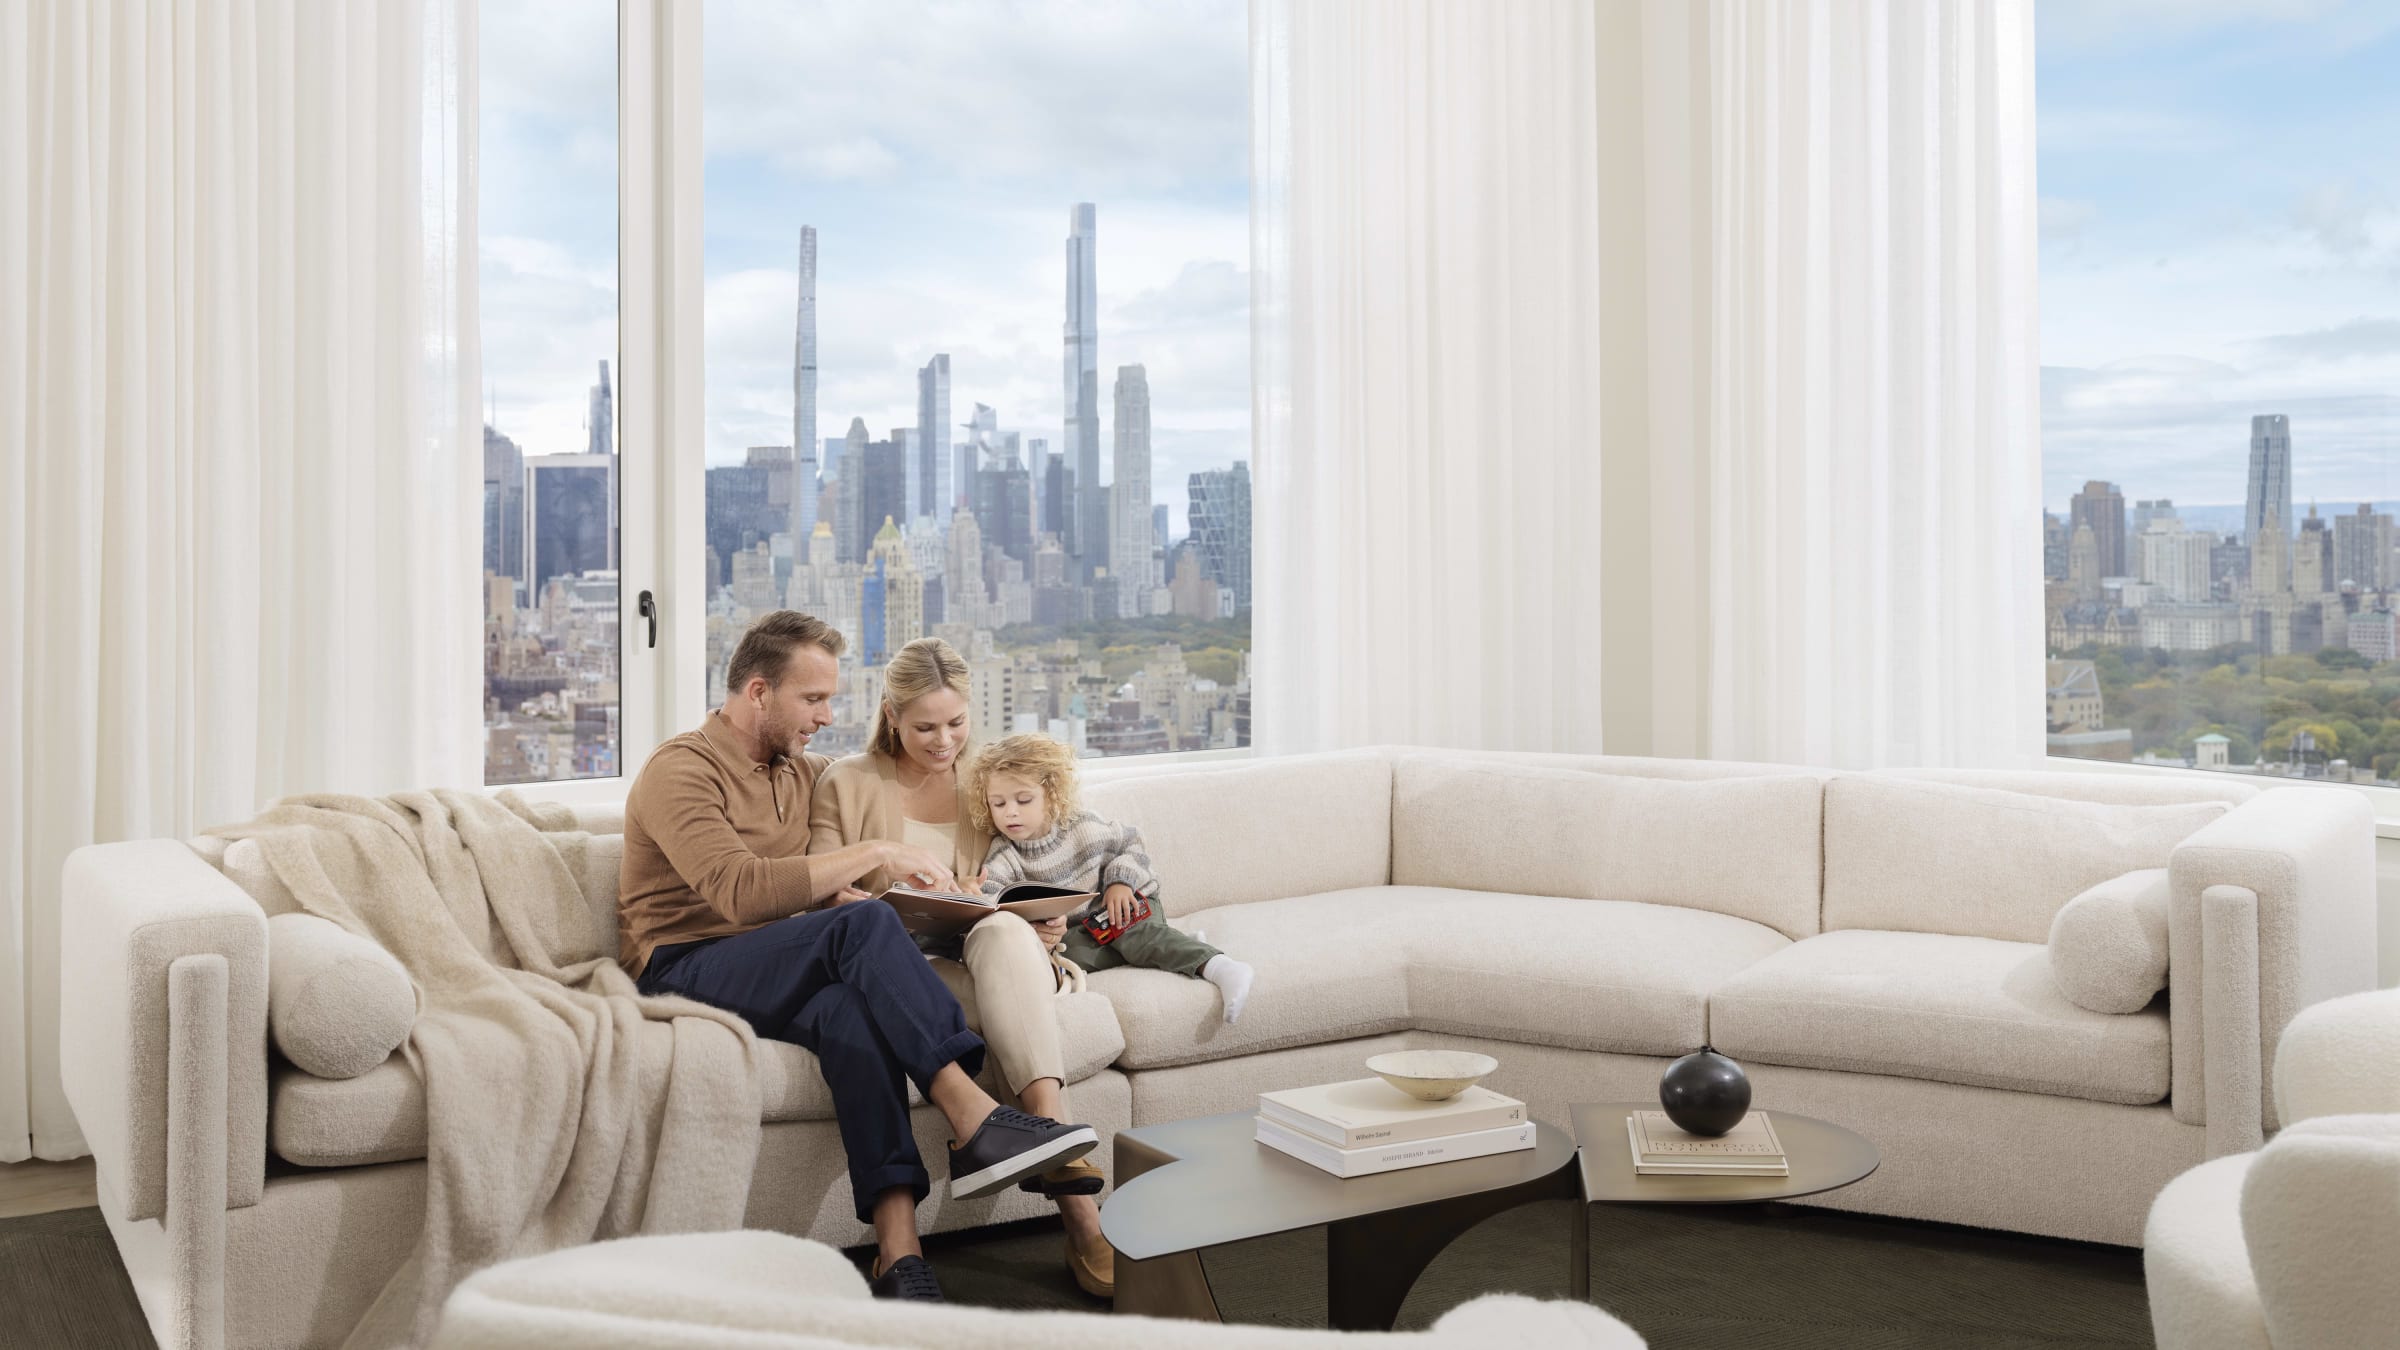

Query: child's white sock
1201;954;1254;1024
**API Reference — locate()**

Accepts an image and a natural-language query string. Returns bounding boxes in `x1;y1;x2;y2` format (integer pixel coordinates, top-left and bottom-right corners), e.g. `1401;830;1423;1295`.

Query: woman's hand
1031;915;1069;948
881;842;958;892
1103;883;1139;931
828;886;873;905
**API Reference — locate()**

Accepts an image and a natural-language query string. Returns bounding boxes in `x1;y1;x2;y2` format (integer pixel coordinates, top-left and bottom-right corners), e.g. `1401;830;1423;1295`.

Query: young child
968;733;1256;1023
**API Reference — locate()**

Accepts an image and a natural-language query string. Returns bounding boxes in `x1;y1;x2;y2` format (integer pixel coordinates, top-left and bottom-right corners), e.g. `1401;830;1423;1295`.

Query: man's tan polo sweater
619;710;830;978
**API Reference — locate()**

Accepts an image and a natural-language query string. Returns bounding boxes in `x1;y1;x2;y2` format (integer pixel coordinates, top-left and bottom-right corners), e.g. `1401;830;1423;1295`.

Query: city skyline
469;0;1248;537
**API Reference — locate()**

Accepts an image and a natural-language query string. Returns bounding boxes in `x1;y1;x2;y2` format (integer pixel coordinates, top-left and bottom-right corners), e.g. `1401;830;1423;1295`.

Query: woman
811;637;1115;1299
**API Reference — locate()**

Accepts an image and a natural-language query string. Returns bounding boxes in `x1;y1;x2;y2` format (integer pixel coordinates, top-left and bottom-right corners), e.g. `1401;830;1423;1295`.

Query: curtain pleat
1;0;479;1162
1252;0;1608;755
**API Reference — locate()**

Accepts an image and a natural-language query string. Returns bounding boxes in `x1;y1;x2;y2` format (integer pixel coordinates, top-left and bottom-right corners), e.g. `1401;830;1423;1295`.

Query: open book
873;882;1096;938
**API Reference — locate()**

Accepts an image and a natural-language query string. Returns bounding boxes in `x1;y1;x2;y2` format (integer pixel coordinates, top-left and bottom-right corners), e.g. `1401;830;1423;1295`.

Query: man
620;610;1094;1302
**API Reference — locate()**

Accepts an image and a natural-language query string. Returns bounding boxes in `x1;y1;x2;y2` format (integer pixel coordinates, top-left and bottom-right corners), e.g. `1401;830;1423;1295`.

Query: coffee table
1565;1102;1881;1299
1101;1109;1581;1330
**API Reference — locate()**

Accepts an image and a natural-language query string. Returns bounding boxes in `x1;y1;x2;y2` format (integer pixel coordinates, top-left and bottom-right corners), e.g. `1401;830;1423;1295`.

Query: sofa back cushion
1823;775;2231;943
1081;750;1392;917
1390;755;1824;938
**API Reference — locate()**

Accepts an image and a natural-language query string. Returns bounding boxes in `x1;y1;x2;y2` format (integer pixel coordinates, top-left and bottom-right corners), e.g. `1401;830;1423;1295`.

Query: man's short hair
724;610;846;693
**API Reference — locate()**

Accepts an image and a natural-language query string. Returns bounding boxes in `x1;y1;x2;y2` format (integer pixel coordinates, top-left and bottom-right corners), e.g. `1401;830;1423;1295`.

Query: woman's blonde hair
872;637;972;759
964;734;1082;835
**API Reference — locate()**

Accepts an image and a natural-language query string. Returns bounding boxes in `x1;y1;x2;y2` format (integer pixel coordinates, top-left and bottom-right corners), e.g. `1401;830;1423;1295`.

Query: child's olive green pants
1059;910;1221;978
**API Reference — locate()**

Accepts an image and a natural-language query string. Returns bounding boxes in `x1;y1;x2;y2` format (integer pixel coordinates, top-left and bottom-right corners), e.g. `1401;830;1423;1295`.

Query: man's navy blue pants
637;901;985;1222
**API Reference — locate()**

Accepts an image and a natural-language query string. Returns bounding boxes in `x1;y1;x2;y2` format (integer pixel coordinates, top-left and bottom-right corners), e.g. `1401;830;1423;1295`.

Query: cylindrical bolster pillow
267;912;417;1079
2047;867;2171;1015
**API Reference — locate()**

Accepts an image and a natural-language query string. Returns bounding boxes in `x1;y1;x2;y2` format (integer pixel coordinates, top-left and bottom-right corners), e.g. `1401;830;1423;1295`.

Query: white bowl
1365;1050;1499;1102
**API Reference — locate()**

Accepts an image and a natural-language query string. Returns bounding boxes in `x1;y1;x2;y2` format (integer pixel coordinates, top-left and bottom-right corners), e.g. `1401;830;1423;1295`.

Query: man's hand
881;841;958;892
1103;883;1139;931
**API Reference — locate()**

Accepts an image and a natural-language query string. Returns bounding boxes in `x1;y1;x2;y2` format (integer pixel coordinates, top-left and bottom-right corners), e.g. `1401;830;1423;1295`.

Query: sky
2039;0;2400;516
478;0;1251;539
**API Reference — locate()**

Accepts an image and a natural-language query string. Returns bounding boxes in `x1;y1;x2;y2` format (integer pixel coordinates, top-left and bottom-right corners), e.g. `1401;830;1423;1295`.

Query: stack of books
1254;1079;1534;1178
1625;1109;1788;1177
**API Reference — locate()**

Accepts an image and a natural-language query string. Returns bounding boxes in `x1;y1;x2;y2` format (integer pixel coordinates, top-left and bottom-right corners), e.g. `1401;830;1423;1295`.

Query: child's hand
1104;884;1139;931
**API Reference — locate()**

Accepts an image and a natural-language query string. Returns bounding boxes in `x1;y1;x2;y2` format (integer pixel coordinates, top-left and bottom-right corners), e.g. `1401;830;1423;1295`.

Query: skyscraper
1110;364;1152;617
837;417;869;563
862;432;908;559
2069;480;2127;580
483;425;525;586
793;227;818;547
1063;203;1102;579
586;360;613;458
917;354;951;521
2334;503;2393;591
1188;461;1251;611
527;454;615;598
2246;414;2292;548
2294;507;2332;595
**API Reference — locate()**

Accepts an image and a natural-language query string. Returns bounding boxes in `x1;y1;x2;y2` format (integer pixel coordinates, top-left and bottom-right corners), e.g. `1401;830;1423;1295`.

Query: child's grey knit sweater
981;809;1161;921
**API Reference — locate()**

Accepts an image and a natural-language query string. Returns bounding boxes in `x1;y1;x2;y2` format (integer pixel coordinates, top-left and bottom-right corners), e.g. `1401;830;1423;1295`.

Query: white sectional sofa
59;747;2379;1350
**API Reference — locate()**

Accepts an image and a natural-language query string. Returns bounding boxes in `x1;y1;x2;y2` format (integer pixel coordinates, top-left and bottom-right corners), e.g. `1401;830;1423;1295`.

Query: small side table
1567;1103;1881;1301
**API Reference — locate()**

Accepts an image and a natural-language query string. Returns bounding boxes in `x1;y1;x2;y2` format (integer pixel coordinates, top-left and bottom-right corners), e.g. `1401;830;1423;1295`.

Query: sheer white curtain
0;0;480;1162
1689;0;2043;768
1249;0;1608;755
1252;0;2042;769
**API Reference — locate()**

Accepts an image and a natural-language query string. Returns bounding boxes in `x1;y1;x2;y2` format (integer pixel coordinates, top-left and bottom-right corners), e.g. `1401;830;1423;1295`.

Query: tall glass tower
2245;413;2291;546
917;354;951;521
1063;203;1101;579
793;227;819;548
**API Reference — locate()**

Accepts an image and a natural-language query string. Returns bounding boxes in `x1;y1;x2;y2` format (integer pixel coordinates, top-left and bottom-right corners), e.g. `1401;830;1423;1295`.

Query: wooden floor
0;1157;98;1220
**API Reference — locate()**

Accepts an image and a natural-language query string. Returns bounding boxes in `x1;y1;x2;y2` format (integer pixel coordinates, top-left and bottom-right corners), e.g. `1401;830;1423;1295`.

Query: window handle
637;590;658;649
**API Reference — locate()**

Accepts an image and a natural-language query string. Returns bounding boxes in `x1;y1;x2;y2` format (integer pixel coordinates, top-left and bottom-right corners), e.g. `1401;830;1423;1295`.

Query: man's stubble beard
757;706;811;760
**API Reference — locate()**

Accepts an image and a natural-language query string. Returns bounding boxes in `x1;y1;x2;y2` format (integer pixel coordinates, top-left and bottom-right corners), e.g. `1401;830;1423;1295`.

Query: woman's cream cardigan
806;746;1085;991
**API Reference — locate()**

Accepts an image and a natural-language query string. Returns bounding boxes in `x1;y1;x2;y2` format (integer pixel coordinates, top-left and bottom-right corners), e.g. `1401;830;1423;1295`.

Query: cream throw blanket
214;790;763;1349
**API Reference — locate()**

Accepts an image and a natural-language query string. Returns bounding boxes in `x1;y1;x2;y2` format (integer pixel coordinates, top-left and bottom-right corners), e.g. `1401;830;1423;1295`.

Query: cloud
2291;182;2384;258
2039;0;2356;51
2250;317;2400;364
699;0;1247;192
2040;196;2099;247
2042;359;2400;511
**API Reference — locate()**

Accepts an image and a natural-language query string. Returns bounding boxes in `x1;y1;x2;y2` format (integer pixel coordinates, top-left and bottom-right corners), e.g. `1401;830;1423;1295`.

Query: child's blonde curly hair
965;733;1083;836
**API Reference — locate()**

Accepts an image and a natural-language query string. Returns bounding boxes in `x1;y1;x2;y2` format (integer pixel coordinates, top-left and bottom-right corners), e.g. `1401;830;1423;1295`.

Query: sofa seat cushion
1709;930;2169;1106
270;990;1125;1168
1093;886;1791;1071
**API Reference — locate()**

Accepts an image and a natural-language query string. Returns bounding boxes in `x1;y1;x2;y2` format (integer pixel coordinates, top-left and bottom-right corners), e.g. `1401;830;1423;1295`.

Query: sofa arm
2167;788;2377;1150
2240;1114;2400;1350
59;839;268;1221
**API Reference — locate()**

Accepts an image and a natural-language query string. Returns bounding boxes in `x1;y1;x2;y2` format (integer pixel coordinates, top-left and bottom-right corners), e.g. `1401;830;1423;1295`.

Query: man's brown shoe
1017;1153;1105;1197
1066;1231;1116;1299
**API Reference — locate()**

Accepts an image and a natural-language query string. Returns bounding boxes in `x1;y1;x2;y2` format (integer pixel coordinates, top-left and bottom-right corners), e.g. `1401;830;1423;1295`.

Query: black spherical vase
1658;1047;1751;1136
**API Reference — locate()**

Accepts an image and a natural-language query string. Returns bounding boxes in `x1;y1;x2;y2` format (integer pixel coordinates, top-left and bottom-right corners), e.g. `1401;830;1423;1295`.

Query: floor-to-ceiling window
2039;2;2400;785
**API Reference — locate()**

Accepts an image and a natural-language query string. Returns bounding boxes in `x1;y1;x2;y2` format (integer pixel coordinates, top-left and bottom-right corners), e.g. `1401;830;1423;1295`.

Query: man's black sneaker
947;1106;1099;1200
869;1253;944;1302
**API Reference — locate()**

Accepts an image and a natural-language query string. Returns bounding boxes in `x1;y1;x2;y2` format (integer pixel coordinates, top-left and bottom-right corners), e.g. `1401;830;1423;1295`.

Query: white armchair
427;1230;1647;1350
2143;987;2400;1350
